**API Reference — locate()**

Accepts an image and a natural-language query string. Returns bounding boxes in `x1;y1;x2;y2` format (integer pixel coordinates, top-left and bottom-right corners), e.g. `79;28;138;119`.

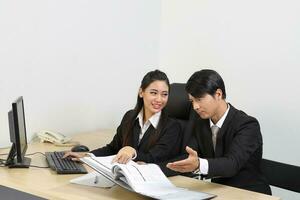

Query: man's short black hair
185;69;226;99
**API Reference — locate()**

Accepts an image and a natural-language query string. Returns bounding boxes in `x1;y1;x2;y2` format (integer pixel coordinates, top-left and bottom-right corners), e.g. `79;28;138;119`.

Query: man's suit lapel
197;118;215;158
215;104;237;157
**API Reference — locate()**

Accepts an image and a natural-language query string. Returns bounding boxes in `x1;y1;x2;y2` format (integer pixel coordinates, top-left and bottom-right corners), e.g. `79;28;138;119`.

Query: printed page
81;155;137;191
112;162;175;191
111;163;216;199
80;155;115;180
111;162;145;189
81;156;215;199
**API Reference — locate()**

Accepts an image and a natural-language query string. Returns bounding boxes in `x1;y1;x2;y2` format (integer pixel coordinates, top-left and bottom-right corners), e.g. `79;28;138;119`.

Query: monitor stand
8;157;31;168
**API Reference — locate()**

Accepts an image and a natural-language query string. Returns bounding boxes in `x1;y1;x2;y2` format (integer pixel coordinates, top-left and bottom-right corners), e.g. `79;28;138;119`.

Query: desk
0;130;280;200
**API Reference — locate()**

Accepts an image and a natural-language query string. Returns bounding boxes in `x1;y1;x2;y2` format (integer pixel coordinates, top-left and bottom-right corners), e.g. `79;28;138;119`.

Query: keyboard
45;151;87;174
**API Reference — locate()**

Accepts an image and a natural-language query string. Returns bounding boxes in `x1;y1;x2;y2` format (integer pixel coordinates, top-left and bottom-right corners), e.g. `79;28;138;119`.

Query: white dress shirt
137;109;161;142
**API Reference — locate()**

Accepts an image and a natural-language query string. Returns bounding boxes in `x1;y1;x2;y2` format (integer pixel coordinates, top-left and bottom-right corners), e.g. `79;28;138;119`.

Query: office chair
165;83;192;150
159;83;193;177
165;83;191;121
260;158;300;193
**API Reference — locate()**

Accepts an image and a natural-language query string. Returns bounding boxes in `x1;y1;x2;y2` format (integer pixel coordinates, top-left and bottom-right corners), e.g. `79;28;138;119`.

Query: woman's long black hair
122;69;170;150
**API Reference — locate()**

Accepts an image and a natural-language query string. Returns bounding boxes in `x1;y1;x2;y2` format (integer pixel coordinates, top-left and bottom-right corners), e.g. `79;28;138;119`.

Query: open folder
77;155;216;200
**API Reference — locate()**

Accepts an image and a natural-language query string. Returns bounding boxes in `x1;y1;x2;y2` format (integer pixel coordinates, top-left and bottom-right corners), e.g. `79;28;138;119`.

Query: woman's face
139;80;169;117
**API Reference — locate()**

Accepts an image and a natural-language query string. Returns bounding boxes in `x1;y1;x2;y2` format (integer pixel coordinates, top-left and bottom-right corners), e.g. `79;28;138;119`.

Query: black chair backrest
159;83;192;177
261;158;300;193
165;83;191;121
165;83;192;151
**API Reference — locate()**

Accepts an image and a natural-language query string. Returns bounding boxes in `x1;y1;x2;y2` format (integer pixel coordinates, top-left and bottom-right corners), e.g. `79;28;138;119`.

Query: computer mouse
71;145;90;152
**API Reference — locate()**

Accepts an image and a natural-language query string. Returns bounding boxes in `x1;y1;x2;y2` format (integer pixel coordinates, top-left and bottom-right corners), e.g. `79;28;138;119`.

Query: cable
0;163;49;168
29;165;50;168
25;152;49;168
53;141;80;147
26;152;46;157
0;152;49;168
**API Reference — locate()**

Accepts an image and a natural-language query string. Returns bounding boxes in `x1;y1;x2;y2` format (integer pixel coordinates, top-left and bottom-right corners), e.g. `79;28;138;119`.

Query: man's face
188;93;219;119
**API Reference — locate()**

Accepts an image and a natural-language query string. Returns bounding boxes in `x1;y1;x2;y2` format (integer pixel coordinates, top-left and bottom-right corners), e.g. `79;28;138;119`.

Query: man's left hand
166;146;199;173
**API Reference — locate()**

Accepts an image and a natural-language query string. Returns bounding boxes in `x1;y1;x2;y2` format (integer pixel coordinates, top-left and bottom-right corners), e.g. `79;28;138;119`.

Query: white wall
0;0;161;146
159;1;300;199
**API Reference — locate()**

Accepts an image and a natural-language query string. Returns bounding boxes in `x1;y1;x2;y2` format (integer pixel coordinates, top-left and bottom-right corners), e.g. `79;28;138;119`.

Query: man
167;69;271;194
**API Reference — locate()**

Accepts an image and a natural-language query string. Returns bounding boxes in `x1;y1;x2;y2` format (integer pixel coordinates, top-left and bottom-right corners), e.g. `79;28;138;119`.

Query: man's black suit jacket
186;104;271;194
90;110;182;164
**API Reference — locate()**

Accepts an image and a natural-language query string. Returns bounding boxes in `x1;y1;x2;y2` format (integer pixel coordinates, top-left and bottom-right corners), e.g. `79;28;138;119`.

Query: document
70;171;115;188
80;155;216;200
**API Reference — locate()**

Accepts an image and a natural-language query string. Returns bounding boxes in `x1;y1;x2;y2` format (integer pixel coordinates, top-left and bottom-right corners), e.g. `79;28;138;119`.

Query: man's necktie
211;125;219;151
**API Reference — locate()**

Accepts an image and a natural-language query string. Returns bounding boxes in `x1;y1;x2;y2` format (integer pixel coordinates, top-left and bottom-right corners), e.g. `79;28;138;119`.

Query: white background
1;1;299;199
0;0;160;145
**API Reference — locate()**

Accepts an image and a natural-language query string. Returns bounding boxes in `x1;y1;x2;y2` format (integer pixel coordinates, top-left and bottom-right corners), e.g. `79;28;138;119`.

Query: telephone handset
37;131;72;145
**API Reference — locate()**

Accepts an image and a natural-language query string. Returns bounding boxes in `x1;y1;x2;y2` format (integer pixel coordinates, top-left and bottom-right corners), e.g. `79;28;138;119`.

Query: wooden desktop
0;130;280;200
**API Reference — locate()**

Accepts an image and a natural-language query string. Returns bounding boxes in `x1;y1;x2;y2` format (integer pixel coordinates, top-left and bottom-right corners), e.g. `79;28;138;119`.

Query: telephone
37;131;72;145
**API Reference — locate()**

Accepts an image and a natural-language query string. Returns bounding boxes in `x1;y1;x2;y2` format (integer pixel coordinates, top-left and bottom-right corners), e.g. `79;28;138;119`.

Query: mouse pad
0;185;47;200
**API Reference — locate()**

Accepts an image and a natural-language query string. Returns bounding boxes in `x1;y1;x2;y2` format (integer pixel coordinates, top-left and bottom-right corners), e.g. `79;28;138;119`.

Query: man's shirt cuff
199;158;208;175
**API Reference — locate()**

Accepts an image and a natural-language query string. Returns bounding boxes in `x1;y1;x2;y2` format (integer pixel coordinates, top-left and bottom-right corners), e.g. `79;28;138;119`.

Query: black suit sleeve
207;116;262;178
135;119;181;163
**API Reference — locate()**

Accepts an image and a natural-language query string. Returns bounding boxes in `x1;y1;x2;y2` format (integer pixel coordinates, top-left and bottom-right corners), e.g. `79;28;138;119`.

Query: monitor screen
5;96;31;168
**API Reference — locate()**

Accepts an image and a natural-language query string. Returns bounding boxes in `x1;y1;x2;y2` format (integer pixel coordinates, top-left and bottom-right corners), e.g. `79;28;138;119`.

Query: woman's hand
62;151;88;161
112;146;136;164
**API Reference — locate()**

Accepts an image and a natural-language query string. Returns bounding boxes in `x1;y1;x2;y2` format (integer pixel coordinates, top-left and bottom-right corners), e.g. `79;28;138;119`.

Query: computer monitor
5;96;31;168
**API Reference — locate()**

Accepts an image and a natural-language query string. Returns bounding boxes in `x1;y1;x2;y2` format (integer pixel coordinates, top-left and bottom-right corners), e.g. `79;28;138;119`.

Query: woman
64;70;181;167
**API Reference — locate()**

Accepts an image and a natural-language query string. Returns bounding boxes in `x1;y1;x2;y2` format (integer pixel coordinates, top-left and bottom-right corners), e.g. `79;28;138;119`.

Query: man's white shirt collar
209;104;230;128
